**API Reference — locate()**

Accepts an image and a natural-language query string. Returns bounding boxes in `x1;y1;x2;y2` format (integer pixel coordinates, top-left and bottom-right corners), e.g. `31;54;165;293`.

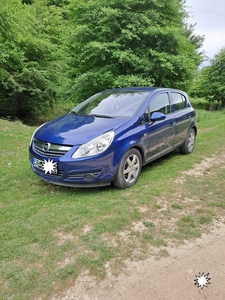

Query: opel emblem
43;143;51;152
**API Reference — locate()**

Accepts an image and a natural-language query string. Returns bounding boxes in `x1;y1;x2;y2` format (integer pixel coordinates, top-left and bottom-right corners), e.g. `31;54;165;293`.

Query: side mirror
150;112;166;122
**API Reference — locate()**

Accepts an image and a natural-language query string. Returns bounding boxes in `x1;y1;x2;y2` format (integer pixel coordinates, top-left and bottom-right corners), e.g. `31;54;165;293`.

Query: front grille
34;166;64;178
33;139;72;158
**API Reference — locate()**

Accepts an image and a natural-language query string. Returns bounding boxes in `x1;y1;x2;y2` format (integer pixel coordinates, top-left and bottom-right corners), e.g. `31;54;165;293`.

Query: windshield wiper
69;110;78;115
89;114;114;119
70;111;114;118
69;111;88;116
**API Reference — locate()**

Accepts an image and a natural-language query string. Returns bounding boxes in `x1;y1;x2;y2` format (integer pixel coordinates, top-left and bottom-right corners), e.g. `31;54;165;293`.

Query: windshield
73;91;150;118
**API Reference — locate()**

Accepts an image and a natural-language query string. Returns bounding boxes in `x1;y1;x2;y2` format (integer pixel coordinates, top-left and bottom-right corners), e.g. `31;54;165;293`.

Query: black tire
113;148;142;189
180;128;196;154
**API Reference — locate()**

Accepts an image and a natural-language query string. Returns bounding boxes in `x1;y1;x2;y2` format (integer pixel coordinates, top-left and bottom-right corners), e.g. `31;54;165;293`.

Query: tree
0;0;69;123
190;66;211;99
67;0;203;101
207;48;225;107
191;47;225;108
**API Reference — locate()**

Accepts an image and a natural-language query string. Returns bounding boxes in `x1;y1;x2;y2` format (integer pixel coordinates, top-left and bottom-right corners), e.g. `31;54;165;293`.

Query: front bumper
29;147;116;187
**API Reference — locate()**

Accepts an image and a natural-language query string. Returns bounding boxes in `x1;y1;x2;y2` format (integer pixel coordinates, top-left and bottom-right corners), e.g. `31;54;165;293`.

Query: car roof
102;87;185;94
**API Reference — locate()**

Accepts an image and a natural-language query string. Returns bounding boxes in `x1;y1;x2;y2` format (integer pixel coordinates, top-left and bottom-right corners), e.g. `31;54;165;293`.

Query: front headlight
72;131;115;158
29;123;46;147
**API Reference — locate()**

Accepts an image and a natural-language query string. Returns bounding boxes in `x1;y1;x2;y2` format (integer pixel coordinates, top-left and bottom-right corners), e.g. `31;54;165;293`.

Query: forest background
0;0;224;125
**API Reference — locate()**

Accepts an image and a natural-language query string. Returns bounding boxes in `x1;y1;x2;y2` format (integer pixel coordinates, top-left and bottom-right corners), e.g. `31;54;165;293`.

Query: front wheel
113;148;142;188
180;128;196;154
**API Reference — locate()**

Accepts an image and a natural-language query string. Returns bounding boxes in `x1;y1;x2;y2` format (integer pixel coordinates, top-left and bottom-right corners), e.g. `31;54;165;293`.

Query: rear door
170;92;192;147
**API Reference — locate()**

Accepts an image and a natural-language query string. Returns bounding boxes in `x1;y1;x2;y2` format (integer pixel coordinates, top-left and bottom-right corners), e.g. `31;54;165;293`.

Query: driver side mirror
150;112;166;122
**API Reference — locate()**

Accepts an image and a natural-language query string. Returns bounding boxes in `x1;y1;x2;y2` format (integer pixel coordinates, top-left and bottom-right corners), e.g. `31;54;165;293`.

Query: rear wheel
180;128;196;154
113;148;142;188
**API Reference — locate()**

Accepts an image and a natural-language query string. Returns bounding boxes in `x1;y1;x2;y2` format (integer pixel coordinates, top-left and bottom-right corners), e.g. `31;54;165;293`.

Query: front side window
149;93;170;115
171;93;187;111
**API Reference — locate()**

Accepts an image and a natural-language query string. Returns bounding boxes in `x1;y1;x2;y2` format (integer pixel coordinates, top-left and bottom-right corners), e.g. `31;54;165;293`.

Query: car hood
35;113;129;145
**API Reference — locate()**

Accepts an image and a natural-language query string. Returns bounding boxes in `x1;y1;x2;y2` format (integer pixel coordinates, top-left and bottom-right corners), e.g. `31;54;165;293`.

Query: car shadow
141;149;180;174
40;149;181;193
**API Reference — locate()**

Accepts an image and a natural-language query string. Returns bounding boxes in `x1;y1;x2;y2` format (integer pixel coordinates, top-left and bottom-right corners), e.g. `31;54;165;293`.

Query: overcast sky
185;0;225;65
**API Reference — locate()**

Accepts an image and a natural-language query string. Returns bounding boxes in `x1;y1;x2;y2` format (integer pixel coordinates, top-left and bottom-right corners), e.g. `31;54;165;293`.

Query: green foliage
207;48;225;106
0;0;203;123
191;47;225;108
143;221;155;228
67;0;203;101
0;0;69;124
171;203;182;209
22;0;34;4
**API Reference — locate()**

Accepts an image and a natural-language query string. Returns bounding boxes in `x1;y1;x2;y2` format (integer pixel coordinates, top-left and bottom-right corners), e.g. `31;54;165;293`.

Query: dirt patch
52;231;77;246
174;153;225;185
51;220;225;300
182;156;224;177
83;224;92;233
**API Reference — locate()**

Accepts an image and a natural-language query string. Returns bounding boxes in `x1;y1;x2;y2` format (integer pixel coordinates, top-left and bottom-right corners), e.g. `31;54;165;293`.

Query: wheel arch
192;125;197;136
119;144;145;166
112;143;145;177
132;145;145;165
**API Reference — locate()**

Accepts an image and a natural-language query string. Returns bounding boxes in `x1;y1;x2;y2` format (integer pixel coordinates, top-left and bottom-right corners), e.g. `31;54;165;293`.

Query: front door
146;93;175;162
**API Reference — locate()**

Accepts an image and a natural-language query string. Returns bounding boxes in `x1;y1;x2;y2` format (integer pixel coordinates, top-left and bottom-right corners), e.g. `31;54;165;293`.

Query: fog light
83;174;94;181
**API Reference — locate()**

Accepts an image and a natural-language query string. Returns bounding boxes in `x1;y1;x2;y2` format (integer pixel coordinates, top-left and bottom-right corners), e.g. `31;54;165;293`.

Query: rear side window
149;93;170;115
171;93;187;111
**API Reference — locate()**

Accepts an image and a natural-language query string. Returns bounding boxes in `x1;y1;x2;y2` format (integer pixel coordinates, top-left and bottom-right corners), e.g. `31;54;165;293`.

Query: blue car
29;87;197;188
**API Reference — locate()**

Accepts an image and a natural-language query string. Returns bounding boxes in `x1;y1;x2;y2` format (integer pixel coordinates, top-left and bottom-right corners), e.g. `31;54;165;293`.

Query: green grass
0;107;225;299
